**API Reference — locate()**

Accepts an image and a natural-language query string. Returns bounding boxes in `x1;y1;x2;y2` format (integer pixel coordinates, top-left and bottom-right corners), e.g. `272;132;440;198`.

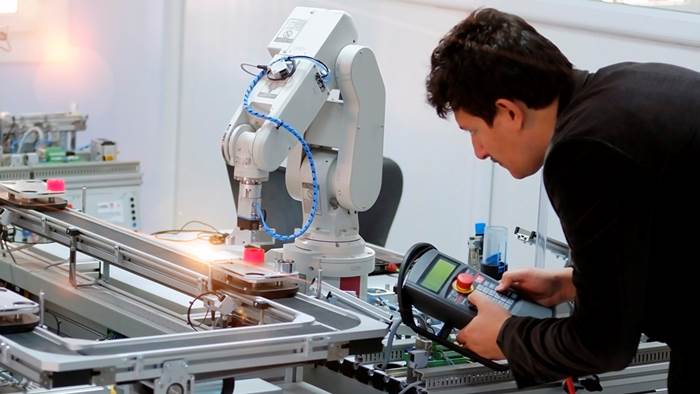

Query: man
425;8;697;391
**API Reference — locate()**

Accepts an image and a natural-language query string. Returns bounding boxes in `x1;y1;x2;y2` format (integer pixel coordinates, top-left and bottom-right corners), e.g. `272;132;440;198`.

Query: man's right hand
496;267;575;307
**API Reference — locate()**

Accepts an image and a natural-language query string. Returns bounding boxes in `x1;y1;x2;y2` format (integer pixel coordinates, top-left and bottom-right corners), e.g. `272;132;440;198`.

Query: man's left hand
456;291;510;360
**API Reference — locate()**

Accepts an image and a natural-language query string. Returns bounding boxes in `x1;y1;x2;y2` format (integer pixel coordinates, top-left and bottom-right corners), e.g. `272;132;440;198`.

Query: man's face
454;107;542;179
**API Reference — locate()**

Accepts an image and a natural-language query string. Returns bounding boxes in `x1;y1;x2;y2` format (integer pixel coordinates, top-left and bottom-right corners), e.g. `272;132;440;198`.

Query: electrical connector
268;59;294;80
218;295;237;316
0;208;12;226
208;233;226;245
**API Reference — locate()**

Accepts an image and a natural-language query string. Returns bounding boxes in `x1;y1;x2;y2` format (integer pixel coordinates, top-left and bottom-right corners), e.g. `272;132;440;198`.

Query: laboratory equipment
0;107;86;163
90;138;118;161
467;222;485;271
481;225;508;279
0;108;141;229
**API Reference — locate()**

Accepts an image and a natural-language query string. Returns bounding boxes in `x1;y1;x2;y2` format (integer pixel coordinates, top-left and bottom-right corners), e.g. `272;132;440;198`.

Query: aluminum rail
514;226;570;261
0;292;387;388
5;206;223;296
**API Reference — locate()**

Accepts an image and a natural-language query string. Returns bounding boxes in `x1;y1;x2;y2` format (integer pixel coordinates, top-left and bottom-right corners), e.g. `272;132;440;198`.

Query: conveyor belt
46;210;208;276
4;206;215;296
3;324;331;357
277;297;359;330
4;332;78;355
3;248;194;335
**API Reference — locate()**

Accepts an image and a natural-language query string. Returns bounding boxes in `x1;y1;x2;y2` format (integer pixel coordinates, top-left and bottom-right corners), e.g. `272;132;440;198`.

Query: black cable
44;310;62;336
153;230;215;242
192;306;211;330
151;220;222;235
286;55;330;77
151;220;227;243
0;226;17;265
186;291;221;331
220;377;235;394
179;220;221;233
266;58;296;81
240;63;267;77
1;239;17;265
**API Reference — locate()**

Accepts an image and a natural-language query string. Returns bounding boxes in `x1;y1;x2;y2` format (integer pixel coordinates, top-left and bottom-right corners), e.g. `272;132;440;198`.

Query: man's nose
472;137;489;160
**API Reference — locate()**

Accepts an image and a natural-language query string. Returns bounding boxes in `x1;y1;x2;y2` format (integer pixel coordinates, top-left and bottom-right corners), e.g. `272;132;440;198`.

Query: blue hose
241;60;324;241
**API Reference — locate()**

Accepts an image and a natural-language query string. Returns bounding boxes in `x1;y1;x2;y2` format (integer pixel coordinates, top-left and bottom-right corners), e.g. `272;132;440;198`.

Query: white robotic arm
221;55;330;244
221;7;386;298
286;45;384;213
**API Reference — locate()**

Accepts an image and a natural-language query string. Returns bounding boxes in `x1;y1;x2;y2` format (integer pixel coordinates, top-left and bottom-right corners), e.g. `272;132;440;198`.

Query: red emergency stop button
453;273;474;294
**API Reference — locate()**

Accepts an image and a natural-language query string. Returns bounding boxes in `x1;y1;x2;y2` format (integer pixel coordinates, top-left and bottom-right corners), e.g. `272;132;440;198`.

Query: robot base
270;238;375;299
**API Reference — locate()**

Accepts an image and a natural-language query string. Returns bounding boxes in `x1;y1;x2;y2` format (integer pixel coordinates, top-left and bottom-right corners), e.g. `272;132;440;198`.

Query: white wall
0;0;178;233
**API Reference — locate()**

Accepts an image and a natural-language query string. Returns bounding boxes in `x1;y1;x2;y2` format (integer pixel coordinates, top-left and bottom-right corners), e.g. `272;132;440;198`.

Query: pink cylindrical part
243;246;265;265
46;178;65;192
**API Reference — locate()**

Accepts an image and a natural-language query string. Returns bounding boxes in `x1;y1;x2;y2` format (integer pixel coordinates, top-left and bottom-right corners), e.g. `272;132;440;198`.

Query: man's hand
456;291;509;360
496;267;575;307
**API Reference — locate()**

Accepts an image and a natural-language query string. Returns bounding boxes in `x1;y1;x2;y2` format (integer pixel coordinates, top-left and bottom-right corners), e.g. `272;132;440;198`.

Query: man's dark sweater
498;63;699;392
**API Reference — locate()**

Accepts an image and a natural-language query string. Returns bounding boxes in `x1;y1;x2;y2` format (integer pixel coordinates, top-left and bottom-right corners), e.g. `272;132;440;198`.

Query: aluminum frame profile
0;291;387;388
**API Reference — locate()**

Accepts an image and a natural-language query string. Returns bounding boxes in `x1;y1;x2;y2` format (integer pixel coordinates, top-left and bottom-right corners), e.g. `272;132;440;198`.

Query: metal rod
81;187;87;213
102;259;110;282
315;268;323;299
534;176;549;268
67;227;79;287
39;290;45;327
514;226;570;261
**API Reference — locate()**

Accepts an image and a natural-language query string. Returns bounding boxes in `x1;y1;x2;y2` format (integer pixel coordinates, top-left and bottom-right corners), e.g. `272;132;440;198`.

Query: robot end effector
221;124;273;246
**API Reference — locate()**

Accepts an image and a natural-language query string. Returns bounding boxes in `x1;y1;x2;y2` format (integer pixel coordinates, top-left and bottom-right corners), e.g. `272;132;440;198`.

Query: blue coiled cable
241;59;326;241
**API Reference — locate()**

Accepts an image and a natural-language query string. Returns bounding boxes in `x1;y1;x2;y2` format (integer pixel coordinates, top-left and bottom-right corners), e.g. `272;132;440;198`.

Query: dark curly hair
426;8;574;125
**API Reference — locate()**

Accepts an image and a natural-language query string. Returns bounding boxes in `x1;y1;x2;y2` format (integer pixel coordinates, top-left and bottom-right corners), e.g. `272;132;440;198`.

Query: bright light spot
42;35;74;64
0;0;18;14
34;43;114;117
184;244;233;262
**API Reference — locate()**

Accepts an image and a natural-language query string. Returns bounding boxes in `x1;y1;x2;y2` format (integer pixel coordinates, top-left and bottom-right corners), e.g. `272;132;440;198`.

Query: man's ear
495;99;525;129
